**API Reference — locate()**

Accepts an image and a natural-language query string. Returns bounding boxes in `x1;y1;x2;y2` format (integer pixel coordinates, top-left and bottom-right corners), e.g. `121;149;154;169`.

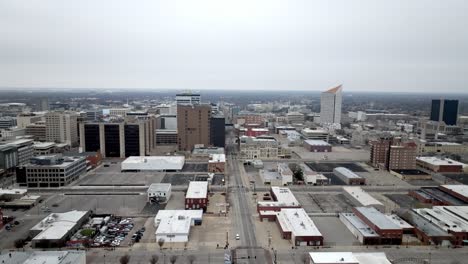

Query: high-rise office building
176;92;201;105
210;112;225;148
45;112;79;147
430;99;459;126
320;85;342;125
177;104;211;151
79;116;157;158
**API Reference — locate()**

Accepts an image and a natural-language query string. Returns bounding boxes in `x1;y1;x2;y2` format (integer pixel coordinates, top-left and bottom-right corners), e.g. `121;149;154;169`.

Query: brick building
352;207;403;244
185;181;209;212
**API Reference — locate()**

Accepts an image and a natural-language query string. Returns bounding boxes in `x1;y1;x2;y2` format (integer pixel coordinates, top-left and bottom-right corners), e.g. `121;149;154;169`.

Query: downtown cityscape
1;1;468;264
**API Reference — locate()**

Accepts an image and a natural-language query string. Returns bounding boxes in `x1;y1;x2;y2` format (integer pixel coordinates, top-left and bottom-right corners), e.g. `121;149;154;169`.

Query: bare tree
149;255;159;264
158;238;165;251
187;255;196;264
14;239;24;249
169;255;178;264
120;255;130;264
300;253;309;264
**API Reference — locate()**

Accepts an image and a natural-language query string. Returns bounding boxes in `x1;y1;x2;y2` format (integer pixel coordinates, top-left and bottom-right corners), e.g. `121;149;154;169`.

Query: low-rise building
402;209;453;246
416;140;467;155
185;181;209;212
333;167;366;185
245;127;269;137
416;157;465;173
29;210;90;248
0;251;86;264
339;213;381;245
22;155;87;188
33;142;58;156
352;207;403;244
413;206;468;245
121;156;185;172
309;252;392;264
301;164;328;185
342;187;384;212
258;187;301;220
389;169;431;181
147;183;172;204
303;140;332;152
239;136;291;159
154;210;203;243
260;163;293;186
276;208;323;246
301;128;329;142
208;153;225;173
191;146;225;159
439;185;468;203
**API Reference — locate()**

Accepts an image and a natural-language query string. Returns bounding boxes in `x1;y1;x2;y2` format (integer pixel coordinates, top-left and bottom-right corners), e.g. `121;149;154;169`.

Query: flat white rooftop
383;214;413;230
304;140;331;146
441;185;468;198
334;167;362;179
155;210;203;235
340;213;379;237
343;187;383;207
277;208;322;237
0;188;27;195
414;206;468;233
31;210;88;241
147;183;171;193
209;153;226;163
186;181;208;199
416;157;465;166
271;186;300;206
355;207;401;230
309;252;392;264
121;156;185;171
0;251;85;264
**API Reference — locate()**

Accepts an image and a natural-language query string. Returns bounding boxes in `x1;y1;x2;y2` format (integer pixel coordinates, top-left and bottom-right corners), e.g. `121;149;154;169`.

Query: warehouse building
339;213;380;245
303;140;332;152
416;157;465;173
301;128;329;142
185;181;209;212
309;252;392;264
0;251;86;264
121;156;185;172
154;210;203;243
147;183;172;204
333;167;366;185
439;185;468;203
276;208;323;246
343;187;384;212
352;207;403;244
258;187;301;221
29;210;90;248
413;206;468;245
402;209;453;246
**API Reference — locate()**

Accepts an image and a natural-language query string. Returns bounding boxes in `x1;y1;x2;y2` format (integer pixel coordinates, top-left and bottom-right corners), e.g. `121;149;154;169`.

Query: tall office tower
177;104;211;151
430;99;459;126
79;116;157;158
39;98;49;111
176;92;201;105
210;112;226;147
45;112;79;147
320;85;342;125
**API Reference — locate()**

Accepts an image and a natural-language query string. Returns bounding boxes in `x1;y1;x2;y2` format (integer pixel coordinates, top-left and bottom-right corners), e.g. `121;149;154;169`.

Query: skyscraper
176;92;201;105
430;99;459;126
320;85;342;125
177;104;211;151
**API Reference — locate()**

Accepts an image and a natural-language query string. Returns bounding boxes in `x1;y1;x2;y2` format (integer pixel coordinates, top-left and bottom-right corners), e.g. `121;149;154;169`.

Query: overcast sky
1;0;467;92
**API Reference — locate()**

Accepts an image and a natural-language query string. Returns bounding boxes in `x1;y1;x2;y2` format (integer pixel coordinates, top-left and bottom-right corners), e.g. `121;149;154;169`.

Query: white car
235;234;240;240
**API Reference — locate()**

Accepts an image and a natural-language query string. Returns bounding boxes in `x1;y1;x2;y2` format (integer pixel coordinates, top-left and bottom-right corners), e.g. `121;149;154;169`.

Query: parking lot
385;194;426;209
294;192;355;213
313;216;359;246
43;194;148;216
291;146;370;161
443;173;468;184
305;162;367;173
182;163;208;172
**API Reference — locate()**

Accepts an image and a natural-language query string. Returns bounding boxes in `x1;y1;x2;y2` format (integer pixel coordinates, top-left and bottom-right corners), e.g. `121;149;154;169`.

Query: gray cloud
0;0;467;92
